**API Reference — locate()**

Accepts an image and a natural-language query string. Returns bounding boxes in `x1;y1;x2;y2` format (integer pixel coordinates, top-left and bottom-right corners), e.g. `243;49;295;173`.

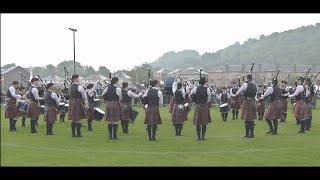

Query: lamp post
68;28;77;75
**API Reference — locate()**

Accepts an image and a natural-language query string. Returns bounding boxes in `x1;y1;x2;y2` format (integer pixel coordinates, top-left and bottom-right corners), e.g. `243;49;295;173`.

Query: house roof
1;66;29;75
42;75;63;81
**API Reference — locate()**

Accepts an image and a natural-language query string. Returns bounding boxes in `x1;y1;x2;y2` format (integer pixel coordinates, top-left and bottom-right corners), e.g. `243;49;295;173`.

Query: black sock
76;123;82;137
174;124;179;135
88;119;92;131
71;122;76;136
113;124;118;139
46;123;50;134
225;113;228;120
235;110;239;119
12;119;17;131
196;125;201;140
267;120;273;133
50;123;54;134
232;110;235;120
201;124;206;140
179;124;183;135
22;116;26;127
244;121;249;137
121;120;125;133
30;119;36;133
310;116;312;128
147;125;152;140
250;121;254;137
108;124;113;139
272;119;278;134
152;125;157;140
9;119;13;131
300;120;305;133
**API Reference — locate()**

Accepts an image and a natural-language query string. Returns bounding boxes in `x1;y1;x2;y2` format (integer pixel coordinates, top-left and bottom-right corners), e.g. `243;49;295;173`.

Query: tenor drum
64;103;69;112
18;101;28;112
94;108;105;120
39;105;45;114
58;103;65;111
219;103;229;112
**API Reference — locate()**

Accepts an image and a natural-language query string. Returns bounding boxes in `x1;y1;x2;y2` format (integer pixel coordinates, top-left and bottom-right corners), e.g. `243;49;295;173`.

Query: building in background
1;66;30;92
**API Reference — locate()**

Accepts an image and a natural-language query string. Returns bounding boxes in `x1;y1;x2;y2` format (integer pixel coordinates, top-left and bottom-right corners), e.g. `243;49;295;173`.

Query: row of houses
1;66;133;91
153;64;320;88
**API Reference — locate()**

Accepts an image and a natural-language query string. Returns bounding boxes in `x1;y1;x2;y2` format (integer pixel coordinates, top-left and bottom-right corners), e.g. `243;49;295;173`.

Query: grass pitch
1;104;320;166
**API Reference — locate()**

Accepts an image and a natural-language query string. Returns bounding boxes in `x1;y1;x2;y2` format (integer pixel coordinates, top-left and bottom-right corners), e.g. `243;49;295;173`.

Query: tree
83;66;96;77
2;63;16;70
98;66;111;77
45;64;56;77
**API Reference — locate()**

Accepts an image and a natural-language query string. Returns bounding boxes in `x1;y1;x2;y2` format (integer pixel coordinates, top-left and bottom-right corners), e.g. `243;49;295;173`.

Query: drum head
59;103;65;106
95;108;105;114
94;99;100;101
219;103;228;108
65;104;69;107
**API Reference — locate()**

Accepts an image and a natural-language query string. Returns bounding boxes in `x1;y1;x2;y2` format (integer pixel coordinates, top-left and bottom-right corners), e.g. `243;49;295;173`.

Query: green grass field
1;104;320;166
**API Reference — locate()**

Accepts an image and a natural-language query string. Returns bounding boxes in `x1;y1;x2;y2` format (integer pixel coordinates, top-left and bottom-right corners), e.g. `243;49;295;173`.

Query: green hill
150;23;320;71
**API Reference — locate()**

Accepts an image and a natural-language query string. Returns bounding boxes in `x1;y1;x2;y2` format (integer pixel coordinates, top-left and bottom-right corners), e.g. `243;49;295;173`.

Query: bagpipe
36;74;47;98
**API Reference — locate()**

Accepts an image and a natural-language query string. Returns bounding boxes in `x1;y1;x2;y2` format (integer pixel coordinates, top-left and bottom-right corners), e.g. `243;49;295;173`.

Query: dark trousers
121;120;129;133
221;112;228;122
196;124;207;140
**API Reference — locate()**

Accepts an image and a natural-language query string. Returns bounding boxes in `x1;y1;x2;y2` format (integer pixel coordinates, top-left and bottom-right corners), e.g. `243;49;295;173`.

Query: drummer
86;83;97;131
58;90;67;123
18;86;28;127
5;80;22;132
27;77;41;133
218;87;230;122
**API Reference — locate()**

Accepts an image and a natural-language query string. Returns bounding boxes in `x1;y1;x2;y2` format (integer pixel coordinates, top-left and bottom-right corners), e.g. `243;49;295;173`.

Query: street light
68;28;77;75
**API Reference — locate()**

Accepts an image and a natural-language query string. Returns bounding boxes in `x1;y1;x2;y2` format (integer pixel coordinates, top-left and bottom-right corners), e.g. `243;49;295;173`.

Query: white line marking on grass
3;143;305;155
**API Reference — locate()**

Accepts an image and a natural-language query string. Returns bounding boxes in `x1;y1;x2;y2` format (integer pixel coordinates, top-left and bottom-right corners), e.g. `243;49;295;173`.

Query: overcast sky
1;14;320;71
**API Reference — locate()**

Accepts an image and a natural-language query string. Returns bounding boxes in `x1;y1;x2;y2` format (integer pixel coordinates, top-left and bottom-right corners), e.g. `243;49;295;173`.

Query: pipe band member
5;80;22;132
280;80;289;122
86;83;97;131
172;82;188;136
27;77;41;133
44;83;60;135
102;77;123;140
143;79;163;141
59;91;67;122
235;74;257;138
261;78;283;135
120;82;143;134
18;87;28;127
230;82;241;120
255;87;265;120
189;77;212;141
218;87;230;122
289;77;309;134
304;79;312;131
68;75;87;137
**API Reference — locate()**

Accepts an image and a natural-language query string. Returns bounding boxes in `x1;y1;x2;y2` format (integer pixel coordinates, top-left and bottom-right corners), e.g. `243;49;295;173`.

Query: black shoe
298;130;305;134
71;122;76;137
272;131;277;135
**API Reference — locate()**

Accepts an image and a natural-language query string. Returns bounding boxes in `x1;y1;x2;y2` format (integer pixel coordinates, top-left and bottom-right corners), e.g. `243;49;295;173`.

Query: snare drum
94;99;100;107
39;105;45;114
219;103;229;113
58;103;65;111
64;104;69;112
94;108;105;121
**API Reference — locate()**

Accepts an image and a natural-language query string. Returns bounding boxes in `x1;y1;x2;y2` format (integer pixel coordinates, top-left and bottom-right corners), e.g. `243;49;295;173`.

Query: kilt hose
5;98;19;119
144;106;162;125
264;100;283;121
172;104;188;125
193;104;211;126
68;99;86;123
105;101;124;123
27;101;40;120
241;99;257;121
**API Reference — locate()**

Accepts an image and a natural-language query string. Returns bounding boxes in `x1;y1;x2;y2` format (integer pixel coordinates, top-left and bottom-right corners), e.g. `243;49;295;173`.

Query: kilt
122;102;133;122
264;100;283;121
193;104;211;125
230;97;241;109
68;99;86;122
169;98;174;113
281;98;288;112
294;100;309;120
105;101;124;122
172;104;188;124
144;106;162;125
241;99;257;121
5;98;19;119
44;106;58;123
257;100;265;114
27;101;40;120
86;104;95;120
307;102;312;117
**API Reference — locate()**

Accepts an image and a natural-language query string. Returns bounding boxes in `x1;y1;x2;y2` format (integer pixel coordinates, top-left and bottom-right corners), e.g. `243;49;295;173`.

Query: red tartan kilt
44;106;57;123
294;100;309;120
306;102;312;117
172;104;188;124
264;100;283;120
281;99;288;112
122;103;133;121
27;101;40;120
241;99;257;121
257;101;265;113
68;99;86;122
144;106;162;125
5;98;19;119
86;105;95;120
230;97;241;109
105;101;123;122
169;98;174;113
193;104;211;125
